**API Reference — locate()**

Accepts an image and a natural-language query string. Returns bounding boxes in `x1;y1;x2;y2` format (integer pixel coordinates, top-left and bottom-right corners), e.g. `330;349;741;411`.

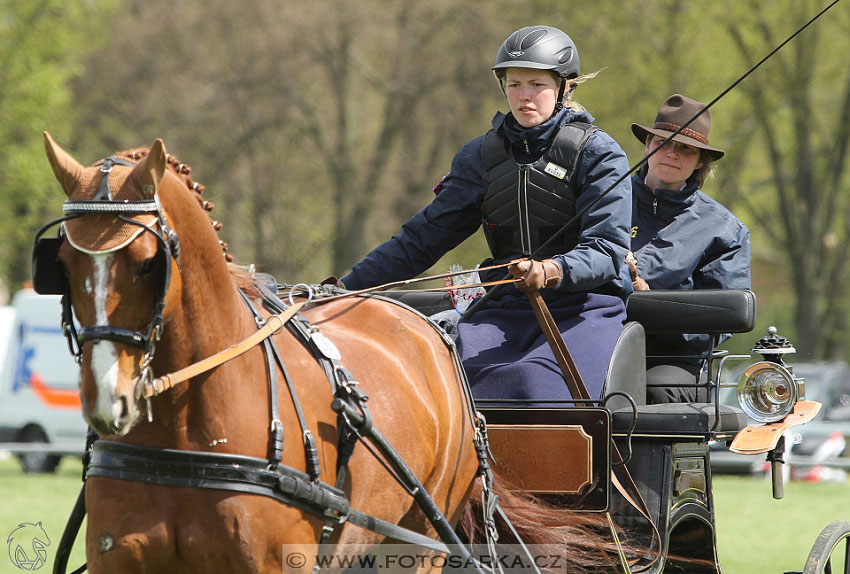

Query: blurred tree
0;0;117;298
720;0;850;358
68;0;509;281
8;0;847;358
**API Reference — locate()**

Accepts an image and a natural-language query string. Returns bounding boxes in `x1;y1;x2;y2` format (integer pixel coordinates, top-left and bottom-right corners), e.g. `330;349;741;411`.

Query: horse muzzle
86;392;139;437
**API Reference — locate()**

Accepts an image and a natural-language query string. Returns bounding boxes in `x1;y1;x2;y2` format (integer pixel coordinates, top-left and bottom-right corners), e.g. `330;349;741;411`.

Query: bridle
32;155;181;407
42;156;523;574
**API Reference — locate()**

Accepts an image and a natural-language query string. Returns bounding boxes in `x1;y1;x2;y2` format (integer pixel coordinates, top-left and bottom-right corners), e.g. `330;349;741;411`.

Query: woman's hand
626;252;650;291
320;275;346;289
508;258;563;292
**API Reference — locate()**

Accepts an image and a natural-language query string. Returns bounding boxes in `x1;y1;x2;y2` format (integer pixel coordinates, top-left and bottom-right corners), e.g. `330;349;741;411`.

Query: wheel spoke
843;536;849;574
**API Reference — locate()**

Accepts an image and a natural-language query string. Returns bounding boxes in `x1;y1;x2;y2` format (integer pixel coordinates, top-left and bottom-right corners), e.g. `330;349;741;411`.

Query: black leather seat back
602;321;646;410
626;289;756;334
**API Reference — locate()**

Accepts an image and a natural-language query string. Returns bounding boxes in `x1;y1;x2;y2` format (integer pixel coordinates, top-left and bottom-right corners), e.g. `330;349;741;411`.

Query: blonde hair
561;69;601;111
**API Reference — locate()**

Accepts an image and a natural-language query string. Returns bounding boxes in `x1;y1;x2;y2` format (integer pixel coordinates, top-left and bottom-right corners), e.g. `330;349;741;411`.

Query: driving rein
36;184;497;573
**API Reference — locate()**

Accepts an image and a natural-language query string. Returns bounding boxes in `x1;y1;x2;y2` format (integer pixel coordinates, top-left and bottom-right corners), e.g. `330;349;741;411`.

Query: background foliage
1;0;849;358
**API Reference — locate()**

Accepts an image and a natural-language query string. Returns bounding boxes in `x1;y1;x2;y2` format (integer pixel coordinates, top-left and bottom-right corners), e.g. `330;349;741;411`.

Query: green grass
0;455;86;574
714;474;849;574
0;454;847;573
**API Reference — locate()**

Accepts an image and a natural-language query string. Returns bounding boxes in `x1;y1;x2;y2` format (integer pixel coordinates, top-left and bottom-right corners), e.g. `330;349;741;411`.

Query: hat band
653;122;709;145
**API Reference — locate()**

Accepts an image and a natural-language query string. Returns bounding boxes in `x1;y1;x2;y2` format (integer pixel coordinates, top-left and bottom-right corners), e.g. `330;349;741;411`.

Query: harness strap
329;400;476;554
142;301;305;399
264;325;323;482
253;286;394;571
237;290;284;464
86;440;453;554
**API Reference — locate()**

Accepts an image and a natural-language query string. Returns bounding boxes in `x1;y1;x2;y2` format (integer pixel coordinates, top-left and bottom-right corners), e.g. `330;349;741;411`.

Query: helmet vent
520;29;547;49
558;47;574;65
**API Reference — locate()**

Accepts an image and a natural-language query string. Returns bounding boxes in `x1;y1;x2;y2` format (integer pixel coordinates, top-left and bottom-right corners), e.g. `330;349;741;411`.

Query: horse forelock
111;146;237;262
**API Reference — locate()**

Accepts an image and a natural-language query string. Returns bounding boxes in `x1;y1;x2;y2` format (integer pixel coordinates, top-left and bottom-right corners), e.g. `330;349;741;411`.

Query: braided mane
110;145;260;296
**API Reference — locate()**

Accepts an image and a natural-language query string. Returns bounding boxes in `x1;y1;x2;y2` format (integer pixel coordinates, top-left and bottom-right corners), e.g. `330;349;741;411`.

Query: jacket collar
492;107;594;163
632;166;700;214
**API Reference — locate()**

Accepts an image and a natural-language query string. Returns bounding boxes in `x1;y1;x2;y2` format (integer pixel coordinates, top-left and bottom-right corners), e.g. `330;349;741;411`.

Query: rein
309;260;521;305
142;300;305;399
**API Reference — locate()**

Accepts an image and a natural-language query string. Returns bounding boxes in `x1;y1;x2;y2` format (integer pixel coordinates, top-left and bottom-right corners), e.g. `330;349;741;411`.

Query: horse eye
137;257;157;277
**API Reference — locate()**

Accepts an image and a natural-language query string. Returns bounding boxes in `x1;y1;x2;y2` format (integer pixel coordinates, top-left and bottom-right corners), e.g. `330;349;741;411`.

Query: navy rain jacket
631;168;751;353
342;107;633;304
630;169;750;291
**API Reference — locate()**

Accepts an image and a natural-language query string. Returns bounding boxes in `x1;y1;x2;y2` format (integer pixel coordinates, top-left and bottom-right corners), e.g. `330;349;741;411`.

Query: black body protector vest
480;122;598;262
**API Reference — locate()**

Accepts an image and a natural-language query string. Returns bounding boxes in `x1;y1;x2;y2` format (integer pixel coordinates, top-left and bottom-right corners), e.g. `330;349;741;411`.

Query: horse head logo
6;522;50;571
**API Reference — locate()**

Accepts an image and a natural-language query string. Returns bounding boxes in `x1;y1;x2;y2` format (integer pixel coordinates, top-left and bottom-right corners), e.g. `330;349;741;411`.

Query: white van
0;289;87;472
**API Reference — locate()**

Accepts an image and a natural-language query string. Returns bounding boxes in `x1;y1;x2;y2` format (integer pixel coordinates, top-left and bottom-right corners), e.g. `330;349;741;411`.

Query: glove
508;258;563;292
320;275;346;289
626;252;650;291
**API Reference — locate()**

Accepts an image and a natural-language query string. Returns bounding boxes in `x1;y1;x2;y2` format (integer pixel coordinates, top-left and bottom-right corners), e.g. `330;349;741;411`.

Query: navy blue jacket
631;168;751;353
631;169;750;291
342;107;633;303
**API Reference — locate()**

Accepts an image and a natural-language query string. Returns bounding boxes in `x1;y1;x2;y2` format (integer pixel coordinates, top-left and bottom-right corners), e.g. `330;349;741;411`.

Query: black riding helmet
493;26;580;114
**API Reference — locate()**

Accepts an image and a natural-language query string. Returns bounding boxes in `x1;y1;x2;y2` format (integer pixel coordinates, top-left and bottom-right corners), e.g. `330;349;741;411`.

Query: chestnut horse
40;133;488;573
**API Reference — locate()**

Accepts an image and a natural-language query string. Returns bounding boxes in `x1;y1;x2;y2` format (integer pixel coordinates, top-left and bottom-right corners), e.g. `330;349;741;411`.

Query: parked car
0;289;87;472
710;360;850;478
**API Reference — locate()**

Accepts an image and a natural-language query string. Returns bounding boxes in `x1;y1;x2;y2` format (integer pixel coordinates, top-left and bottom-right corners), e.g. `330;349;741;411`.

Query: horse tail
458;472;625;572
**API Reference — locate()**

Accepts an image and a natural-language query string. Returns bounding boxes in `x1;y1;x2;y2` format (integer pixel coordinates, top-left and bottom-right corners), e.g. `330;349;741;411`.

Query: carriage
35;135;847;573
386;287;846;574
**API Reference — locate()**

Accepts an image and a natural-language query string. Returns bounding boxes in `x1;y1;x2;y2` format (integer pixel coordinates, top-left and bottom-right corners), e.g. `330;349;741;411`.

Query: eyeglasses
648;137;700;156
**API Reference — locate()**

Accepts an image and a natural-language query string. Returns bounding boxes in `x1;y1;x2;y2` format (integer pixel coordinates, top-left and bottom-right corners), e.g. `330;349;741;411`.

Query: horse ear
43;132;85;198
133;139;167;199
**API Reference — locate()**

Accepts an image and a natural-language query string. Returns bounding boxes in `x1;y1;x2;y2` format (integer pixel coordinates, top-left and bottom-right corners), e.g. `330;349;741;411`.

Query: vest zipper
518;165;531;255
521;138;532;254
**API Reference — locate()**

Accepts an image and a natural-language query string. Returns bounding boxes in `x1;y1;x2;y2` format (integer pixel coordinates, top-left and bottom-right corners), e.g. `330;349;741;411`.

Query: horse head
42;132;182;437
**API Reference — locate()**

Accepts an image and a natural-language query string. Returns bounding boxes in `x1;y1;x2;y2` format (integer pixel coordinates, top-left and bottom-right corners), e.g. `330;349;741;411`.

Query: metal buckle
288;283;314;307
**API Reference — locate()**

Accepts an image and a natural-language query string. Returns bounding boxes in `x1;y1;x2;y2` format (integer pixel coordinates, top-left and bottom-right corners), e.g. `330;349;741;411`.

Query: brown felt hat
631;94;724;160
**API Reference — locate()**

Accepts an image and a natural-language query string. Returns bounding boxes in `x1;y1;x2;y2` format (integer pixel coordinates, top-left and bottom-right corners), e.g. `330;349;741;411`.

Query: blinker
32;236;66;295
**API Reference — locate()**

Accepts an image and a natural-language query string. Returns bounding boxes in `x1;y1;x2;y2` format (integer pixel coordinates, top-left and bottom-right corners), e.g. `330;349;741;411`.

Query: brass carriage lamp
730;325;822;499
736;326;806;423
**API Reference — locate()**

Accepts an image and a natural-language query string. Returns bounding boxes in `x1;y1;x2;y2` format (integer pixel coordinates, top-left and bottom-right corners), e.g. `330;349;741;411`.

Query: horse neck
133;197;267;449
134;271;268;449
159;183;257;361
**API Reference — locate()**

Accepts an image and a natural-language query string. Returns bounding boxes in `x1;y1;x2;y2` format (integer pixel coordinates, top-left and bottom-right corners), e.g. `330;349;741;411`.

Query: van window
13;322;79;392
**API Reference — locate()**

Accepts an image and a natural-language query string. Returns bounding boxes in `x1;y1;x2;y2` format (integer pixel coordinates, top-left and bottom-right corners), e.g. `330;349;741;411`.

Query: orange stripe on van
29;373;81;410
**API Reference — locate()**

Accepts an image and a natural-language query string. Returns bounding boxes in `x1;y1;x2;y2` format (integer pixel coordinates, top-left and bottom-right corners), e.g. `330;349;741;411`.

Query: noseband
32;156;180;395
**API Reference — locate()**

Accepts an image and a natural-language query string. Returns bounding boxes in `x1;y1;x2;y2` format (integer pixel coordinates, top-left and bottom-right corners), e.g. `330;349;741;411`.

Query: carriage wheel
802;521;850;574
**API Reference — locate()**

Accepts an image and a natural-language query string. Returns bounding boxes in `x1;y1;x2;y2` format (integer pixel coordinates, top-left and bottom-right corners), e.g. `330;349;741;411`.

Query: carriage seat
625;289;756;335
601;321;646;410
611;289;757;437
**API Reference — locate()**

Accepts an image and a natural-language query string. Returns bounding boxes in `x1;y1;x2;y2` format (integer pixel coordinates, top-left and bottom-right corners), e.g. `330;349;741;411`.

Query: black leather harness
40;162;519;574
51;280;490;573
